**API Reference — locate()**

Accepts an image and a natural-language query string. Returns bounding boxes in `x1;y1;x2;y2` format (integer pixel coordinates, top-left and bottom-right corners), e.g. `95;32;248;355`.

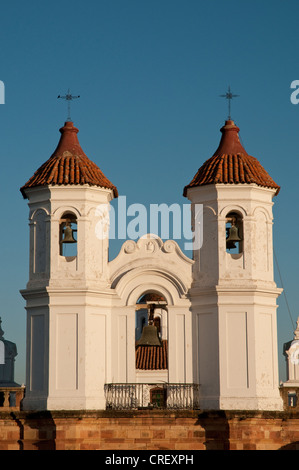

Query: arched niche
123;274;182;308
32;208;48;273
253;208;270;272
59;211;78;257
135;291;168;373
135;292;168;342
225;210;244;254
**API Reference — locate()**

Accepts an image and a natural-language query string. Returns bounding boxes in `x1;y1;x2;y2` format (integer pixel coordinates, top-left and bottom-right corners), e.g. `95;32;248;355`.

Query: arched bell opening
135;292;168;371
59;212;78;257
225;211;243;254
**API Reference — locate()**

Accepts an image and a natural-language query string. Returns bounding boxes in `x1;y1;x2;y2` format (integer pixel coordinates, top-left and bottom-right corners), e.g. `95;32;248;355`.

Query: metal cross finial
220;86;239;120
57;89;80;122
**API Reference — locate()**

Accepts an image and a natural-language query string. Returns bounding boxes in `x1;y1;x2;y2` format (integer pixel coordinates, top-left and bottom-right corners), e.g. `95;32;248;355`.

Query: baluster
114;385;118;409
116;385;120;409
15;390;22;408
120;385;124;409
3;390;10;408
125;384;128;409
127;385;130;409
120;385;123;408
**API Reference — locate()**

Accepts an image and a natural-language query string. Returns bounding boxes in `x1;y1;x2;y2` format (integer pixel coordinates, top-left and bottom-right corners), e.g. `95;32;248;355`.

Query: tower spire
220;86;239;120
57;89;80;122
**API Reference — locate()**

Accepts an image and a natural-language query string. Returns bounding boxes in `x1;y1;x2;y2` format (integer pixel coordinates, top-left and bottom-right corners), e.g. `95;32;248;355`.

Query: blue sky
0;0;298;383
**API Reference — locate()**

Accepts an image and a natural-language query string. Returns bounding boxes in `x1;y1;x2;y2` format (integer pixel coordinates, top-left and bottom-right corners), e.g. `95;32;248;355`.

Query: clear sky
0;0;298;384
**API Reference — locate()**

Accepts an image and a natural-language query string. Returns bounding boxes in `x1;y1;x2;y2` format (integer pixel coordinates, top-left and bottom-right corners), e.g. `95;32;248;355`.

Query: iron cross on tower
220;86;239;120
57;89;80;122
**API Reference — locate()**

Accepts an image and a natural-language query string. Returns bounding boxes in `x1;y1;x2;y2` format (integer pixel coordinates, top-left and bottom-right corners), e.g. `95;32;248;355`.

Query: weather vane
220;86;239;120
57;89;80;122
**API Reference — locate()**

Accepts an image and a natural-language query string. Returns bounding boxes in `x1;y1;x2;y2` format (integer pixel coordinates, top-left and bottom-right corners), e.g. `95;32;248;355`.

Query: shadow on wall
279;441;299;450
11;411;56;450
196;411;299;451
196;411;230;450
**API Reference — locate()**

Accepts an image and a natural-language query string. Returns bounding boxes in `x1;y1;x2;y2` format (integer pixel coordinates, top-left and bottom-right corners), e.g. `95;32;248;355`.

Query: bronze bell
62;224;77;244
137;325;161;347
226;224;241;250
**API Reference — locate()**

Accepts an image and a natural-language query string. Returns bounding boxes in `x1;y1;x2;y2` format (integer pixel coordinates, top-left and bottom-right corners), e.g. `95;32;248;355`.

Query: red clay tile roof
183;120;280;197
136;340;168;370
20;121;118;198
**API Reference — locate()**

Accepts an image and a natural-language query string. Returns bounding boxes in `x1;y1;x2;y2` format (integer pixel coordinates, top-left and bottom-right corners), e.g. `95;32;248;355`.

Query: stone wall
0;410;298;450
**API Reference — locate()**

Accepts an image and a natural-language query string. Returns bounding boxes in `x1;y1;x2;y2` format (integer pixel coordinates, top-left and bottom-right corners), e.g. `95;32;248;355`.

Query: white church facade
20;118;284;412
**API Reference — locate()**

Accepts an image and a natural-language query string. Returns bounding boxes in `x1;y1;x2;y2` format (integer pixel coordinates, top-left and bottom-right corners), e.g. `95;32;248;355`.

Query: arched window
135;293;167;342
135;292;168;371
59;212;77;257
226;211;243;254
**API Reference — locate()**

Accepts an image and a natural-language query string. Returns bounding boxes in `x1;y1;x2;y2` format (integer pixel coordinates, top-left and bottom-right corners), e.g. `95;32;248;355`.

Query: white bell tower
20;121;118;410
184;119;283;410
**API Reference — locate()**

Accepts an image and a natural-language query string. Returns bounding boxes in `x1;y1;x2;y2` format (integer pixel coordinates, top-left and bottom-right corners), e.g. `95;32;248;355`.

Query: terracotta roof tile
20;121;118;198
136;340;168;370
183;120;280;196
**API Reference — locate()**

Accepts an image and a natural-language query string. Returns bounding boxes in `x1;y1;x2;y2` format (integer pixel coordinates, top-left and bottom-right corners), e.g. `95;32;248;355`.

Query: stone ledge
1;408;298;420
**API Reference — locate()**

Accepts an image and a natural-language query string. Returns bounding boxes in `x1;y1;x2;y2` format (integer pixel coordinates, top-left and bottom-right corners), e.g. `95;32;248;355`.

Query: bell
137;325;161;347
62;224;77;244
226;224;241;250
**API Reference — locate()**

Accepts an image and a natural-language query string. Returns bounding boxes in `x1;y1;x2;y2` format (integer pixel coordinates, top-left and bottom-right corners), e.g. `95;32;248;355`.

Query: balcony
0;386;25;411
104;383;200;410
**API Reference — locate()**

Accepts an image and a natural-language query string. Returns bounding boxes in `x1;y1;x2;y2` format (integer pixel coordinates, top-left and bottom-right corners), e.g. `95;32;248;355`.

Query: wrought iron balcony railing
104;383;200;410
